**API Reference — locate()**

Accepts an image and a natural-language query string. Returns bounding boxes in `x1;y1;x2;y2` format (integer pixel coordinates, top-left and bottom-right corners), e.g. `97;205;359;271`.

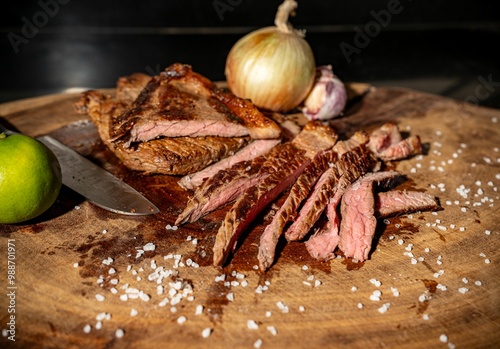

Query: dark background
1;0;500;108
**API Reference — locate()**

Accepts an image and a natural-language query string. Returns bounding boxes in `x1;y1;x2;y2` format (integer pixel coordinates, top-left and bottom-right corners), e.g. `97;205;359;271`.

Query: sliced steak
212;123;338;267
257;149;339;271
110;64;281;145
304;149;376;261
178;138;281;190
338;171;401;262
368;122;402;154
368;122;423;161
284;131;374;242
175;147;280;225
75;90;250;175
377;136;422;161
376;190;440;217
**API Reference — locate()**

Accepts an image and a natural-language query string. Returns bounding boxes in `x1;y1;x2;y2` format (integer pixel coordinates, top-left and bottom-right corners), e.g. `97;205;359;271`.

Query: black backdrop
1;0;499;108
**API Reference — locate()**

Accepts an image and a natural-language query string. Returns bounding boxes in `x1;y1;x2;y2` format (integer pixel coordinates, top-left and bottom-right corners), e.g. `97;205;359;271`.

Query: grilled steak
376;190;440;217
110;63;281;145
368;122;422;161
178;138;281;190
116;72;152;102
377;136;422;161
212;122;338;266
338;171;401;262
176;148;279;225
75;90;250;175
303;137;377;262
368;122;402;154
257;149;339;271
284;131;374;242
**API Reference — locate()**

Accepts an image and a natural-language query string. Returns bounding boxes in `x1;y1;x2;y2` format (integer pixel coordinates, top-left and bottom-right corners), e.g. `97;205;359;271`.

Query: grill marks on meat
368;122;423;161
177;122;338;226
284;131;375;243
338;171;401;262
176;146;283;225
303;135;378;262
213;149;311;266
75;90;251;175
111;64;280;145
257;149;339;271
211;123;339;266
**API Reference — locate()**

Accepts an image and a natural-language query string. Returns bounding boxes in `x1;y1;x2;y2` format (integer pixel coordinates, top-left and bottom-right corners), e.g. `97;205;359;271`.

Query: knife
0;124;159;215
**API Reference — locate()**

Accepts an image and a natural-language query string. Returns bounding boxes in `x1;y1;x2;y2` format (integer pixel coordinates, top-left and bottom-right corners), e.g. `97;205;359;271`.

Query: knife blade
0;124;159;215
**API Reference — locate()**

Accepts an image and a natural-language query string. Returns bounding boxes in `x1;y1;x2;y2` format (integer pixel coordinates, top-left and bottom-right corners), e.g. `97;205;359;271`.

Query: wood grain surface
0;85;499;349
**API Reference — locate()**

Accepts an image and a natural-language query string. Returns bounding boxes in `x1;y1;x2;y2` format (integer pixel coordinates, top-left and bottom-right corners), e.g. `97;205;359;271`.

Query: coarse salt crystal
115;329;125;338
143;243;155;251
267;326;277;336
298;306;305;312
357;303;364;309
458;287;469;294
201;327;212;338
195;305;204;315
485;230;491;235
254;339;263;349
422;314;429;320
95;294;105;302
73;262;79;268
83;324;91;333
130;309;138;317
378;303;391;314
475;281;483;286
247;320;259;330
440;334;448;343
177;316;187;325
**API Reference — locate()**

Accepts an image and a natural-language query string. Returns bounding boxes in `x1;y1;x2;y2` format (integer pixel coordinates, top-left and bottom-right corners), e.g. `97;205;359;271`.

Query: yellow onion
225;0;315;112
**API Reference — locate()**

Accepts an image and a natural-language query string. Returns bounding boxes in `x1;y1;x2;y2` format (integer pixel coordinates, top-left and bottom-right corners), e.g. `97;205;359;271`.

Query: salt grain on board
201;327;212;338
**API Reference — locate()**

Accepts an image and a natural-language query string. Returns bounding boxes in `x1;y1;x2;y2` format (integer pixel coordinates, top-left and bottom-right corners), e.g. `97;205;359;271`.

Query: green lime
0;132;62;224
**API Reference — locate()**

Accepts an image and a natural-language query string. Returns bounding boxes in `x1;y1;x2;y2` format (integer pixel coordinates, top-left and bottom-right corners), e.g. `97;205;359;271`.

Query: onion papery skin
225;26;316;112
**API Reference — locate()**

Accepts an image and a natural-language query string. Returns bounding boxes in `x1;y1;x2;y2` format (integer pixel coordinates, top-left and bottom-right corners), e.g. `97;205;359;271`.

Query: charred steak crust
213;149;311;266
110;63;280;145
212;123;339;267
257;149;340;271
75;89;251;175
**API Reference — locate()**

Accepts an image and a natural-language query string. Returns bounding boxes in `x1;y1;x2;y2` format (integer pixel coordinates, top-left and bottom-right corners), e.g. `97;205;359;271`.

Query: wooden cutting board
1;85;499;349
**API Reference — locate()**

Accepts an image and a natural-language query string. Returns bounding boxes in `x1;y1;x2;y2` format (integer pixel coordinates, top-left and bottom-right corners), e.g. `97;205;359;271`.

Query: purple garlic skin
302;65;347;121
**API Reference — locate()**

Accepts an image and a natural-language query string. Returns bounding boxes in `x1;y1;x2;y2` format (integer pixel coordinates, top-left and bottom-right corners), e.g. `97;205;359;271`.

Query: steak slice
284;131;374;242
212;123;338;266
367;122;402;154
338;171;401;262
75;90;250;175
110;63;281;145
303;149;376;261
257;149;339;271
175;148;279;225
178;138;281;190
376;190;440;217
177;122;338;226
368;122;422;161
377;136;422;161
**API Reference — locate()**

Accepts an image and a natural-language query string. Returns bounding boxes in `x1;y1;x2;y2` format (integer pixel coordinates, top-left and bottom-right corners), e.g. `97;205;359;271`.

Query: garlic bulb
225;0;315;112
302;65;347;121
